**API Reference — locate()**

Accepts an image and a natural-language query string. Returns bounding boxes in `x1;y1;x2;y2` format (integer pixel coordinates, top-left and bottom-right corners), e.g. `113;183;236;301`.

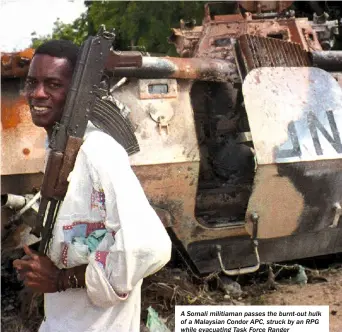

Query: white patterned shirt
39;122;172;332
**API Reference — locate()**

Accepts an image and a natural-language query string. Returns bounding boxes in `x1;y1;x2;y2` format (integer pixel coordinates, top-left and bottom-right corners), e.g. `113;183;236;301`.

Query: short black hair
34;40;80;69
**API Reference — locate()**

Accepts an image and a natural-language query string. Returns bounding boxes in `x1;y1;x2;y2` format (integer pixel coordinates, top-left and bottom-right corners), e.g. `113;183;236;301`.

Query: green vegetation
30;1;204;55
30;1;342;53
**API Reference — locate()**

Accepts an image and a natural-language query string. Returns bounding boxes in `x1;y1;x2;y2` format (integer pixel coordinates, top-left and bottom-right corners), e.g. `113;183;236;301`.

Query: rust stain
1;48;34;78
214;14;244;22
169;4;321;62
237;34;311;75
1;48;33;130
1;96;28;129
245;164;304;239
238;1;293;13
22;148;30;155
1;83;46;175
133;162;249;248
139;92;177;100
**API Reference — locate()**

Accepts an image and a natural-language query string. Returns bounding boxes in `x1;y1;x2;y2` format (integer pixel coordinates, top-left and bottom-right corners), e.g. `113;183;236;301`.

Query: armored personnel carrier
2;1;342;276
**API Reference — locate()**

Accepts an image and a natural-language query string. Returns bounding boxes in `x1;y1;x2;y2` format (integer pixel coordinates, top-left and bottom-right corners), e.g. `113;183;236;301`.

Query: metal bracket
157;116;170;134
329;202;342;228
216;212;260;276
97;24;115;40
148;106;174;135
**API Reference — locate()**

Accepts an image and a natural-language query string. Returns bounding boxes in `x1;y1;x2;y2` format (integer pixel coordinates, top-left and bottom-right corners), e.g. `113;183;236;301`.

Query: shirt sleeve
82;132;172;308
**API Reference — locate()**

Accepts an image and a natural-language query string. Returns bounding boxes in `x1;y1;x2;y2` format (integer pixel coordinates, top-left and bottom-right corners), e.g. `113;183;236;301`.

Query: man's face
25;54;73;129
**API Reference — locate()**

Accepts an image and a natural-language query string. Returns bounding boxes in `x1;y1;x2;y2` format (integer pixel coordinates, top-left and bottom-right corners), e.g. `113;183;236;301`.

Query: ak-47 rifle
20;26;142;319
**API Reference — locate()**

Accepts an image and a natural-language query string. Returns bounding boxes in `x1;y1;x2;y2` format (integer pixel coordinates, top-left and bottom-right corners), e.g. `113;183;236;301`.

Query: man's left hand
13;245;60;293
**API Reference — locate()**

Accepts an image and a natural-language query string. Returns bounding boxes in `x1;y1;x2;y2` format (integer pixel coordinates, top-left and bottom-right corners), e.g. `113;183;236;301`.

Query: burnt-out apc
2;1;342;275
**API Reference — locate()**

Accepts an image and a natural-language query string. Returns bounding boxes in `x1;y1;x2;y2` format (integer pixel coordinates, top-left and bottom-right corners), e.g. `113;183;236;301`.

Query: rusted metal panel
1;49;46;176
1;83;46;176
242;67;342;165
242;67;342;240
245;164;305;239
1;94;26;130
193;17;313;61
114;79;201;166
1;174;43;195
1;48;34;78
189;235;257;274
170;7;322;60
247;159;342;236
236;34;311;76
188;227;341;274
132;162;249;248
168;27;203;58
295;18;323;51
238;1;293;13
276;160;342;233
213;14;244;22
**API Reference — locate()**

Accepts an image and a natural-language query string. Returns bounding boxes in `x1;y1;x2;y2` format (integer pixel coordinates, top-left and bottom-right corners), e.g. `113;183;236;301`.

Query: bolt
251;212;259;222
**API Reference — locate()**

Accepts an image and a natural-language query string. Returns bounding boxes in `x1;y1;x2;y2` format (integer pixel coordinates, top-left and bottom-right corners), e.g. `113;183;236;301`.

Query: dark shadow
190;81;255;227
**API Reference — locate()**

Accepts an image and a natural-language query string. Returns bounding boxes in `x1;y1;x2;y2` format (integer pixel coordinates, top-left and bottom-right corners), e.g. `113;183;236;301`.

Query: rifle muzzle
1;194;26;210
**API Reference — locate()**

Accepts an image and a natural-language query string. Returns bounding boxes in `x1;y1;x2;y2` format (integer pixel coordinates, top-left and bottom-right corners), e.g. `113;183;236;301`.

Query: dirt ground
257;270;342;332
2;257;342;332
140;262;342;332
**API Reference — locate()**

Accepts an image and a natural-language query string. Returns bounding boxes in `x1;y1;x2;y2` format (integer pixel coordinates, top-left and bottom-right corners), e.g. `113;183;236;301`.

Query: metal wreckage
2;1;342;277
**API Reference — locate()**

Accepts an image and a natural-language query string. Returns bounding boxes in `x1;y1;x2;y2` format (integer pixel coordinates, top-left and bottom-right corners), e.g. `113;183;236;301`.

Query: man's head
25;40;79;130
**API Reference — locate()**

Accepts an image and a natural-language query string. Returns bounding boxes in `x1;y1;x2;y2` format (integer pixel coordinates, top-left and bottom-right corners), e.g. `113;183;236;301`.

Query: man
13;40;172;332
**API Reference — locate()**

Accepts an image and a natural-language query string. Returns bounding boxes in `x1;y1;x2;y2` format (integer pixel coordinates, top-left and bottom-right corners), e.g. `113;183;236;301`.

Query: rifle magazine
91;98;140;155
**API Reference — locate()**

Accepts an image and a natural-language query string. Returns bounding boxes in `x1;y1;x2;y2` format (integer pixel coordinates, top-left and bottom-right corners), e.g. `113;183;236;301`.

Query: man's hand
13;245;59;293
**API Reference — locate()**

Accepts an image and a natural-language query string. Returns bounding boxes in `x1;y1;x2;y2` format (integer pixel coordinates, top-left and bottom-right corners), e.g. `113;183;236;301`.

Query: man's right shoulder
80;129;128;162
